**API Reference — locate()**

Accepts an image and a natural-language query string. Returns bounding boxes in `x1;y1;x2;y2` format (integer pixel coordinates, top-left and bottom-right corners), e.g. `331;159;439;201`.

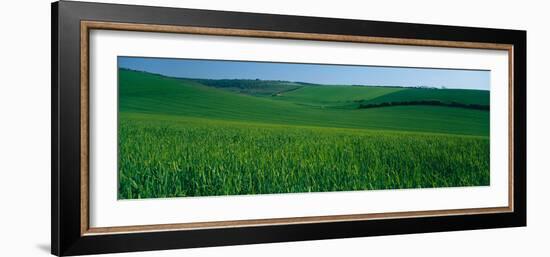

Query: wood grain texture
85;206;512;235
83;21;513;50
80;20;515;236
80;22;90;236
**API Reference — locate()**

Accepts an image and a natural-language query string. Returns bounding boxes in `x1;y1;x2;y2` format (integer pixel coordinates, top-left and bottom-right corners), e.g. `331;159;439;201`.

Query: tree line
358;100;489;111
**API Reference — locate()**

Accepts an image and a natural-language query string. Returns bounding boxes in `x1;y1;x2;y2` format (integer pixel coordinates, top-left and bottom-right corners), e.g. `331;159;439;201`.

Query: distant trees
190;78;282;90
358;100;489;111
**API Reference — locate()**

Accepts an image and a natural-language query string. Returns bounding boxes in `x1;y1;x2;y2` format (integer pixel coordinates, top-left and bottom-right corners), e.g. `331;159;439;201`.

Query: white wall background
0;0;547;256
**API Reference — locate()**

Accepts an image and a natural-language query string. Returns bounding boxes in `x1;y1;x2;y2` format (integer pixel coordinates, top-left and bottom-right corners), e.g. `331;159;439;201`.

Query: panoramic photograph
117;56;490;200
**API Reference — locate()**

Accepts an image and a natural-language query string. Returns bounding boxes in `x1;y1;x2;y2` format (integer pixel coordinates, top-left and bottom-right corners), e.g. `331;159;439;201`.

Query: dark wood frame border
52;1;526;256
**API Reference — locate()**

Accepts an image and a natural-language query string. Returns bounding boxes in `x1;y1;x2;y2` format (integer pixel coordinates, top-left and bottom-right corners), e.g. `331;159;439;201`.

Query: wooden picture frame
52;1;526;256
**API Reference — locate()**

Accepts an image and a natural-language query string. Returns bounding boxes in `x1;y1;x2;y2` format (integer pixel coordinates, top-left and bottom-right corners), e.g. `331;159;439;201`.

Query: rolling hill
119;69;488;136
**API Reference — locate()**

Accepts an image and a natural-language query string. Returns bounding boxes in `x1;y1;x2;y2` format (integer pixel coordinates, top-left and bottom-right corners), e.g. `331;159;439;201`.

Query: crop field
118;68;490;199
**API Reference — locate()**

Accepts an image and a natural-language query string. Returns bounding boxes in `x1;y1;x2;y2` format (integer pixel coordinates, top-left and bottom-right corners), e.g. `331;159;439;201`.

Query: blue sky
118;56;490;90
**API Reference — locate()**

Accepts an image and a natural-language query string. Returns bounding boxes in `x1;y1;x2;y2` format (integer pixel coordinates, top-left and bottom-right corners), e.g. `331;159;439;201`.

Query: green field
118;69;490;199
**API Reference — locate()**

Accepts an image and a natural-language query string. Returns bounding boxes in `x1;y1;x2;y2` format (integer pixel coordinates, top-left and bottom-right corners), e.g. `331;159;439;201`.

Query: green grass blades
118;115;489;199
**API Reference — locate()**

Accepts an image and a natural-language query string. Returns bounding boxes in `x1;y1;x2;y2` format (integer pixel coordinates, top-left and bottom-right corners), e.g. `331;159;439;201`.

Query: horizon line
119;67;490;91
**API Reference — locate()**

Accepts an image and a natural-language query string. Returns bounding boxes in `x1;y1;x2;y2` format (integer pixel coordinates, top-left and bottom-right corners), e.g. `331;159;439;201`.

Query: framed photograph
52;1;526;256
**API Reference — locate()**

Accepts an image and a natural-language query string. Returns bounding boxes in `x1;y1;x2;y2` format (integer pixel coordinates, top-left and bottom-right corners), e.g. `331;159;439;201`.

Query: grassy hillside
274;84;489;110
362;87;489;105
271;85;403;108
117;69;490;199
184;78;303;96
119;69;488;136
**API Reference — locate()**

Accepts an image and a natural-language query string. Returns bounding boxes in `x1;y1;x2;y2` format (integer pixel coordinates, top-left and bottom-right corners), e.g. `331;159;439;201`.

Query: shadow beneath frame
36;244;50;253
